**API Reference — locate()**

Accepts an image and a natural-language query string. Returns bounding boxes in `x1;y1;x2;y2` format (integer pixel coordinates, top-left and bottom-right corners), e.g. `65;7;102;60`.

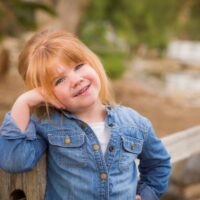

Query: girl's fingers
35;89;65;109
34;88;65;109
135;195;141;200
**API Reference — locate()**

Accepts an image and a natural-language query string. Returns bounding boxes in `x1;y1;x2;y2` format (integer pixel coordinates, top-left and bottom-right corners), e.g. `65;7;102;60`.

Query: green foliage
79;0;182;79
181;0;200;40
0;0;56;39
80;0;180;51
99;51;127;79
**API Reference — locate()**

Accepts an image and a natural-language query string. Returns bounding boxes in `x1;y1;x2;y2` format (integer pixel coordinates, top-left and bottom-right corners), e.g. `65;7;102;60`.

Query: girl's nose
70;72;83;88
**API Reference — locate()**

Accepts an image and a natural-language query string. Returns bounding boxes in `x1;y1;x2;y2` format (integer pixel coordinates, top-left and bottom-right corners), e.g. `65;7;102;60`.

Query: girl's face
51;61;102;115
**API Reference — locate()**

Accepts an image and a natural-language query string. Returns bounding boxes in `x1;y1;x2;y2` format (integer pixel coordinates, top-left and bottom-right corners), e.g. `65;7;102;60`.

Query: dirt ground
1;70;200;138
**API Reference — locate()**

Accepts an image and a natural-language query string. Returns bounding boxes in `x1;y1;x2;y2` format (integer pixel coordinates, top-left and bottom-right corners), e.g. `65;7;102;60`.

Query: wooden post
0;155;46;200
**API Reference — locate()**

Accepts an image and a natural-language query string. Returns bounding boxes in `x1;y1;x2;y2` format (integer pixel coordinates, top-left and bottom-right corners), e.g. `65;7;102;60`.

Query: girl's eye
74;63;84;71
54;77;65;86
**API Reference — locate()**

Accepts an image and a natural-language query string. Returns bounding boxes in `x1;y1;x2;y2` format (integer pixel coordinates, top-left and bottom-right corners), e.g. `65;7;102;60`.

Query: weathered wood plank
0;170;11;200
0;154;46;200
162;126;200;163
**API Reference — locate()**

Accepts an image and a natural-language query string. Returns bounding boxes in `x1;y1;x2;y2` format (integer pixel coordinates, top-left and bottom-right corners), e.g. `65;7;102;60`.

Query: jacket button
109;146;115;152
108;123;113;127
131;144;136;150
100;173;107;180
80;123;87;129
64;137;71;144
107;106;112;110
93;144;100;151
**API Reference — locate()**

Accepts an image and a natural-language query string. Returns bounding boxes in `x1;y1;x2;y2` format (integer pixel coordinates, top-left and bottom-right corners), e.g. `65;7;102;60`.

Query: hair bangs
58;44;86;68
25;47;55;98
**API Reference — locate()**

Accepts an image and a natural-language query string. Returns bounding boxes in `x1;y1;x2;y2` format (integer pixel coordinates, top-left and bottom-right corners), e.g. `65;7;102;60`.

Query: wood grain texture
0;155;46;200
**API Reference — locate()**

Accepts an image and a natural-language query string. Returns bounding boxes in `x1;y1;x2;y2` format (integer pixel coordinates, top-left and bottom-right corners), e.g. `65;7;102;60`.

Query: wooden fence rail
162;125;200;163
1;126;200;200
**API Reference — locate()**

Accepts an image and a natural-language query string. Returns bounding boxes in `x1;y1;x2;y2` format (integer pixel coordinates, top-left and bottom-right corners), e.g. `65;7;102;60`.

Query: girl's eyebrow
51;72;66;82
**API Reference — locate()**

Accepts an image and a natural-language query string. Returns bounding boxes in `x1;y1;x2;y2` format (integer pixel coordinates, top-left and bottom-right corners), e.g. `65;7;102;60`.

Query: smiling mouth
74;84;91;97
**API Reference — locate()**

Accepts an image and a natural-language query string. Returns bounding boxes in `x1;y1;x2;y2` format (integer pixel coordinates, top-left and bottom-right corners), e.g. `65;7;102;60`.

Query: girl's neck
74;101;106;124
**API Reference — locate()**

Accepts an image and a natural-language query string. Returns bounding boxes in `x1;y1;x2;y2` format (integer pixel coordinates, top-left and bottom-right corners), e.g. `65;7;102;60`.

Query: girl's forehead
54;60;70;70
55;64;72;74
48;60;78;77
51;59;75;69
56;65;66;73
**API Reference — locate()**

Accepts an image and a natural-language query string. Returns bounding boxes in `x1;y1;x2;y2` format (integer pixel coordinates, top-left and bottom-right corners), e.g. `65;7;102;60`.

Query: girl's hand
16;88;65;109
10;89;44;132
11;89;65;132
136;195;142;200
17;88;46;107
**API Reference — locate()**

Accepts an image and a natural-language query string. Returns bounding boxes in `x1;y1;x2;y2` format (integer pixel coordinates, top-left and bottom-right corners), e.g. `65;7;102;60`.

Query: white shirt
89;122;110;155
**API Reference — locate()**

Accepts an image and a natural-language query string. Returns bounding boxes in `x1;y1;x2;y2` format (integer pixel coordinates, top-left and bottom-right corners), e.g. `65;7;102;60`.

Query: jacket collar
61;105;114;121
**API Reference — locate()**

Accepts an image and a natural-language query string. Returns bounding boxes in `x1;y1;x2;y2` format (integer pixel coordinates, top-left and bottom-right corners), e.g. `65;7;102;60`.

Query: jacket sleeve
0;112;47;173
136;119;171;200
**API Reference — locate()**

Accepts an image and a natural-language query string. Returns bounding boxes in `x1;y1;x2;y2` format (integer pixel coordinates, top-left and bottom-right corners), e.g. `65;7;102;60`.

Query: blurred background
0;0;200;199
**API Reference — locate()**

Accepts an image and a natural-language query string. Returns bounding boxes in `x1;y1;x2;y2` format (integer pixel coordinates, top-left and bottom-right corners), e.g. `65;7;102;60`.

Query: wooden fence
162;125;200;163
1;126;200;200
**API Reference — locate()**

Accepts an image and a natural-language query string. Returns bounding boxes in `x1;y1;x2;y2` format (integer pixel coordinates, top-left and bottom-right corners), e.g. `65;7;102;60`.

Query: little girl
0;30;171;200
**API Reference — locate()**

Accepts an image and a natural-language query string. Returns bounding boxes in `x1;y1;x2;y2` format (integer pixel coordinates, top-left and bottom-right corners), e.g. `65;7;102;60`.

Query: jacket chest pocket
48;133;87;168
119;136;143;171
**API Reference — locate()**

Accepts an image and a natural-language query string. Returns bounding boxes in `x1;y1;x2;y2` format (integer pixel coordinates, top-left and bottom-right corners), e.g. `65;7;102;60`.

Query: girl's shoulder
111;105;152;133
31;108;66;129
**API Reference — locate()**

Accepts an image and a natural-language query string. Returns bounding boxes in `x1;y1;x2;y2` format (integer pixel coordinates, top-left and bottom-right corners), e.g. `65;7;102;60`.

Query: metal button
100;173;107;180
109;123;113;127
109;146;115;152
93;144;100;151
131;144;136;150
64;137;71;144
80;123;87;129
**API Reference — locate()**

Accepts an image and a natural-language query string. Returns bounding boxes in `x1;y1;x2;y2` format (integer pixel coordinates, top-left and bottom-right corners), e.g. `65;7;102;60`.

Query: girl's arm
11;89;45;132
0;114;46;173
137;119;171;200
0;89;64;173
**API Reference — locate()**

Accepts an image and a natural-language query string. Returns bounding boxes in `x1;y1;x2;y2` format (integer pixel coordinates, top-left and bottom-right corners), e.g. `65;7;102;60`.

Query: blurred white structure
166;73;200;95
167;40;200;65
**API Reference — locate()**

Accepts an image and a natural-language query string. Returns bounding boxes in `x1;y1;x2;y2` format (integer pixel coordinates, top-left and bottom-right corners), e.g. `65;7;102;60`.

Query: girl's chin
78;97;100;108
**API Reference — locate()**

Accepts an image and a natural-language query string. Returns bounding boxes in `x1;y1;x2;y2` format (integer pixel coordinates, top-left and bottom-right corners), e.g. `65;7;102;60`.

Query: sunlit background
0;0;200;199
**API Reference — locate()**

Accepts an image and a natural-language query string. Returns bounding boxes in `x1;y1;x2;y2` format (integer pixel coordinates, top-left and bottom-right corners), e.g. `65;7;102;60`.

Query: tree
78;0;181;79
177;0;200;40
0;0;55;76
0;0;56;38
79;0;180;52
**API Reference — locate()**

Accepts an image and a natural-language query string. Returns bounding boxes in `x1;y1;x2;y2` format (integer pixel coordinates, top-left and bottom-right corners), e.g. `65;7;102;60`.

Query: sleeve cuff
0;112;37;140
137;183;159;200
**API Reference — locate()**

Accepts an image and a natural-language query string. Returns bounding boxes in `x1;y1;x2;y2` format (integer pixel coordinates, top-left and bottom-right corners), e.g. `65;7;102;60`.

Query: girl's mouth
74;84;91;97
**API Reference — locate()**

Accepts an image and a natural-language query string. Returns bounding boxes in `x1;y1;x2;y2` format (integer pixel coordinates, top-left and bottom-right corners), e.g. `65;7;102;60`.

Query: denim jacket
0;105;171;200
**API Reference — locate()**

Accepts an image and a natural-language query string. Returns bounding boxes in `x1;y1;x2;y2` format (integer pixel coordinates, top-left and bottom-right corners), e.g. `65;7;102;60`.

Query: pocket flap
121;136;143;154
48;134;85;148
